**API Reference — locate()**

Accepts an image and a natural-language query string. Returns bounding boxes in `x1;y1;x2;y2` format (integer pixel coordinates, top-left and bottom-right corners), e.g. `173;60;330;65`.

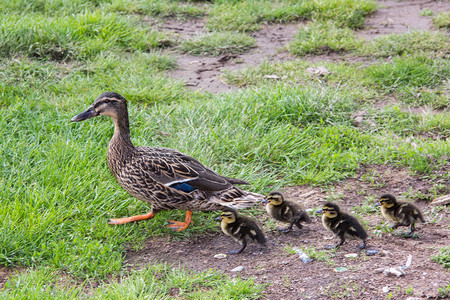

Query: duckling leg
166;210;193;232
359;240;366;249
294;218;304;230
406;223;416;237
228;240;247;255
392;222;402;229
278;223;294;233
325;236;345;250
108;212;155;225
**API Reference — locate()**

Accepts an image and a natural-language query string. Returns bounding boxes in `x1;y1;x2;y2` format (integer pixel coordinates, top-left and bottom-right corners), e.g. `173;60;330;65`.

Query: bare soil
126;164;449;299
164;20;299;93
162;0;450;94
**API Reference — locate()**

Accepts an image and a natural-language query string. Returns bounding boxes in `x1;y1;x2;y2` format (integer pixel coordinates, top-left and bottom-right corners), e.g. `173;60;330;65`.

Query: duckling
377;194;425;237
317;202;367;249
262;191;311;233
71;92;264;231
217;208;266;254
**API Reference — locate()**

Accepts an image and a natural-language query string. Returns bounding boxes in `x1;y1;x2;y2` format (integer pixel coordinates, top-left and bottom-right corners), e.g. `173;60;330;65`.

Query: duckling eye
104;99;110;103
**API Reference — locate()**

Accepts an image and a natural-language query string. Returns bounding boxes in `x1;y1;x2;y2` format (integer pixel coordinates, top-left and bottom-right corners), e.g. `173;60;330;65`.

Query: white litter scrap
378;254;412;277
402;254;413;269
383;267;406;277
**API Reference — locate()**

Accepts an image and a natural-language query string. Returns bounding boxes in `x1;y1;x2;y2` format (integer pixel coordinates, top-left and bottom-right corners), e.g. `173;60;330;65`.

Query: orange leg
166;210;193;232
108;212;155;225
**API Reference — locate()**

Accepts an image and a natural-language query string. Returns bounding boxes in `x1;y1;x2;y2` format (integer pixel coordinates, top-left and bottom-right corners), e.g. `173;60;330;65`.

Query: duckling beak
261;199;269;204
375;202;381;207
71;106;99;122
215;216;222;221
315;209;323;214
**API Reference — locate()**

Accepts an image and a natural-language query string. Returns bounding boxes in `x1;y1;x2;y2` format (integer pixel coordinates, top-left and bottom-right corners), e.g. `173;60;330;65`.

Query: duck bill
261;199;269;204
375;202;381;207
71;106;98;122
315;209;323;214
215;216;222;221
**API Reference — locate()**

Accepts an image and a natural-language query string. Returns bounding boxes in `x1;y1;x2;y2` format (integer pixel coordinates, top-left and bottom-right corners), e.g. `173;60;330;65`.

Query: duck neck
108;109;135;160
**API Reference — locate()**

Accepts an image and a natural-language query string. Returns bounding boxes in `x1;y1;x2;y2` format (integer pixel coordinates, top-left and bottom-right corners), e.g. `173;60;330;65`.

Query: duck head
217;208;237;224
71;92;128;122
262;191;284;206
377;194;397;208
318;202;340;218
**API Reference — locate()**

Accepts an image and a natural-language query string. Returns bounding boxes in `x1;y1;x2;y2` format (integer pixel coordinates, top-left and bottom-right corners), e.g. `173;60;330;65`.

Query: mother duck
71;92;263;231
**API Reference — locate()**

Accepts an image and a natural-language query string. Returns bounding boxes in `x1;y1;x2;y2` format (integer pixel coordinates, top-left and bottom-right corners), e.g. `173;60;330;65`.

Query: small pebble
382;286;390;293
231;266;244;272
344;253;358;258
214;253;227;259
366;249;379;256
334;267;348;272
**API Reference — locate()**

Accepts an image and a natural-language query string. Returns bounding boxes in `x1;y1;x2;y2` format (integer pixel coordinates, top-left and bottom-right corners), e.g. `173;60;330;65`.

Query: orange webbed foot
166;210;193;232
108;212;155;225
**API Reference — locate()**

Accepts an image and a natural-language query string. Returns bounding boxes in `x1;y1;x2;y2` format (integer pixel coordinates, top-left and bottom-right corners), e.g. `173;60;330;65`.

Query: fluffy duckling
217;208;266;254
377;194;425;237
262;191;312;233
318;202;367;249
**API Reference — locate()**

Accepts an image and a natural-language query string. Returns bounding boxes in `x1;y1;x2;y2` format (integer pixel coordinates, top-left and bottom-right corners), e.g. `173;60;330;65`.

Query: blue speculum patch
170;182;196;192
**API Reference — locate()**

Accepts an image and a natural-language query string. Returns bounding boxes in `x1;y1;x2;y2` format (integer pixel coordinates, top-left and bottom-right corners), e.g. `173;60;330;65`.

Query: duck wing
135;147;245;192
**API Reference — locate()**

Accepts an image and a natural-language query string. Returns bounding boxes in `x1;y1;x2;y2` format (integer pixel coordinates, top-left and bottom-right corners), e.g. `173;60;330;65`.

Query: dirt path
126;165;450;299
165;21;299;93
163;0;449;94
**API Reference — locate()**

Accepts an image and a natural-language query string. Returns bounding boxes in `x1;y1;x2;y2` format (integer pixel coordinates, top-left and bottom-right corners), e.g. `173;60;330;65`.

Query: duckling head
219;208;238;224
262;191;284;206
71;92;128;122
378;194;397;208
320;202;340;218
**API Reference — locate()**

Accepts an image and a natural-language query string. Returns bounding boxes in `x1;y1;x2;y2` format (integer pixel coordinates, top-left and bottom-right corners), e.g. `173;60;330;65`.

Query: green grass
1;264;263;299
352;196;379;215
179;31;255;56
433;11;450;29
360;31;449;57
289;21;362;55
107;0;206;19
224;54;449;109
438;284;450;298
420;8;434;17
0;12;169;60
207;0;376;32
364;55;450;108
0;0;206;17
432;246;450;269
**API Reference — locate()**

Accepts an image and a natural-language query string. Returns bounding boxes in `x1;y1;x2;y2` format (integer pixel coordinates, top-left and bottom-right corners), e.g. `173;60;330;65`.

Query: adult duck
71;92;263;231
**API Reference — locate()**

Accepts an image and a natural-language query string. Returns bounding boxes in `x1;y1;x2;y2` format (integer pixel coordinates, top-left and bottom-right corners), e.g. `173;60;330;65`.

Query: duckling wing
136;147;240;192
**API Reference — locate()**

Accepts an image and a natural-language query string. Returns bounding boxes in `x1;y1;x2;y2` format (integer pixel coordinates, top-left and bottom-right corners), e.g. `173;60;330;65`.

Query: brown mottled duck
376;194;425;237
71;92;263;231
